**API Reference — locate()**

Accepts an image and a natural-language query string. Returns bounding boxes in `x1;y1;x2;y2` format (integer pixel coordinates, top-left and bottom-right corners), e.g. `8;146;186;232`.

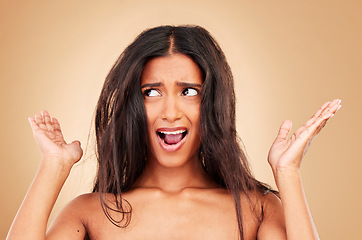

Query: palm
29;111;83;168
268;99;341;172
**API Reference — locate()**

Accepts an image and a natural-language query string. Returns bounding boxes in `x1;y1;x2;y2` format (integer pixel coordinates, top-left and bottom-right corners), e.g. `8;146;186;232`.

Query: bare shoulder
57;192;101;215
262;192;283;218
69;192;101;210
66;192;99;205
240;190;283;215
256;192;287;240
46;193;101;239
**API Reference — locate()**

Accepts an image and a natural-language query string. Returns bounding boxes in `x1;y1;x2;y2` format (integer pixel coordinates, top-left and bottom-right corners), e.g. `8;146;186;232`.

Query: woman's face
141;54;203;168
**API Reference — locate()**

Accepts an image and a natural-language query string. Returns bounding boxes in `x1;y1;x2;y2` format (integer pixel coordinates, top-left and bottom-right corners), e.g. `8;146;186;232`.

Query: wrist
272;165;300;177
272;167;301;189
39;157;73;176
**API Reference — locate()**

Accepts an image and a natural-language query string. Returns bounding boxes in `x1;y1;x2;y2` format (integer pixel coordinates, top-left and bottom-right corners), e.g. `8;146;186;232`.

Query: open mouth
157;130;188;145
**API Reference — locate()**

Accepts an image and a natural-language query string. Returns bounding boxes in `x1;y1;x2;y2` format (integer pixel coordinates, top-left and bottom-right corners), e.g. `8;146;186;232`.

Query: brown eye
182;88;199;96
144;89;161;97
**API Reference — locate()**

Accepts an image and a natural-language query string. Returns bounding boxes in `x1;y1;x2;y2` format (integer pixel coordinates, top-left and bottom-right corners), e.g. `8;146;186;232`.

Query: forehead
141;54;203;85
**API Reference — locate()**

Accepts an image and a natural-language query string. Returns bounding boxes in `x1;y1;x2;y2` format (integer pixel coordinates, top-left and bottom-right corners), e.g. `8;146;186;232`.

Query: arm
258;99;341;240
6;111;84;240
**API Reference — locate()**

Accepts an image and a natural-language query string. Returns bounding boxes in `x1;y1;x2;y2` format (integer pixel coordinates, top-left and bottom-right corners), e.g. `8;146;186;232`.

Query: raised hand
28;110;83;169
268;99;341;174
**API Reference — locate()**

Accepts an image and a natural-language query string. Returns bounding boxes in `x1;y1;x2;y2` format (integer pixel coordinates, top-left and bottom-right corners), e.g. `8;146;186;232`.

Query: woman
7;25;341;240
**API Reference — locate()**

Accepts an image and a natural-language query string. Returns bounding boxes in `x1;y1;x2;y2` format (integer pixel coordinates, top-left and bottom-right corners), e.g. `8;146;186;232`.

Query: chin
148;148;200;169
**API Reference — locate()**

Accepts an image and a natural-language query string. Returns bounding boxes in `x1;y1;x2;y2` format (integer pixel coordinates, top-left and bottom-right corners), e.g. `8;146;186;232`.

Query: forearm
7;159;71;240
274;169;319;240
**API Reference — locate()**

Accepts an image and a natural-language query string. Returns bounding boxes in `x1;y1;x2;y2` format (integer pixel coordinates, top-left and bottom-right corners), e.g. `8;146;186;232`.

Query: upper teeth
159;130;186;135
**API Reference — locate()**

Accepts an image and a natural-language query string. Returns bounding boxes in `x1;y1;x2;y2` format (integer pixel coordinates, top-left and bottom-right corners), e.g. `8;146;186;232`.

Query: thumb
71;140;81;147
276;120;292;141
69;140;83;159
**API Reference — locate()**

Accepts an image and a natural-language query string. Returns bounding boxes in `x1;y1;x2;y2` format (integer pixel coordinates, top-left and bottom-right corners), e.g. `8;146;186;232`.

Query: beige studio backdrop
1;0;361;239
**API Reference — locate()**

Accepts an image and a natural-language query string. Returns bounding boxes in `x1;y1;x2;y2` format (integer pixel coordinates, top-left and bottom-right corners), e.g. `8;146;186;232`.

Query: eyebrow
140;81;202;89
176;82;202;88
140;82;162;89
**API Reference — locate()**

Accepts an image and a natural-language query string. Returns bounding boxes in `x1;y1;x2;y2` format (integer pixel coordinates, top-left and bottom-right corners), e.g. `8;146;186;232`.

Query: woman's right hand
6;111;84;240
28;110;83;170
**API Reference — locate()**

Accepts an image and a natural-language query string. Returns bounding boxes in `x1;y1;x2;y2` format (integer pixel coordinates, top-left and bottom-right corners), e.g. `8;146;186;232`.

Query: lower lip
157;133;187;152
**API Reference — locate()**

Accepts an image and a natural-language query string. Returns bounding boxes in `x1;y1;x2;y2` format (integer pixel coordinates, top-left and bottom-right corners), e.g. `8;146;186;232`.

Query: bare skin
7;54;341;240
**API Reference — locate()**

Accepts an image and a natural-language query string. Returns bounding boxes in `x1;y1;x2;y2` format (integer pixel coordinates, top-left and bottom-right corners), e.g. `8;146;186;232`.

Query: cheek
144;102;160;133
191;103;202;138
144;104;152;127
184;102;201;129
192;101;201;119
193;110;201;127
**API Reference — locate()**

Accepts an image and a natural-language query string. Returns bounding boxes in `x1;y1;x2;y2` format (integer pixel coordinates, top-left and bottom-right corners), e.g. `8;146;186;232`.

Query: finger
28;116;41;132
314;118;328;136
330;99;342;112
275;120;292;141
321;99;341;116
331;98;341;106
321;101;341;119
52;117;64;139
42;110;55;138
306;99;341;130
306;118;331;147
303;103;340;140
35;113;47;131
318;101;332;116
304;101;331;128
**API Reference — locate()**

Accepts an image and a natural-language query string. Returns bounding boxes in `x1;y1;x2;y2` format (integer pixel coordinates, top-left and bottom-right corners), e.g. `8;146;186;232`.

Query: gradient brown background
1;0;361;239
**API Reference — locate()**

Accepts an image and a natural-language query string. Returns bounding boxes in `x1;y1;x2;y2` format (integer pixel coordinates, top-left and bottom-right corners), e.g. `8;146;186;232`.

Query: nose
161;95;182;122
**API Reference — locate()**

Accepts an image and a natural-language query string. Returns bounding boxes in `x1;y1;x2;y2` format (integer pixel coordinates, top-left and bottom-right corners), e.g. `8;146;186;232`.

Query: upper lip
156;127;188;133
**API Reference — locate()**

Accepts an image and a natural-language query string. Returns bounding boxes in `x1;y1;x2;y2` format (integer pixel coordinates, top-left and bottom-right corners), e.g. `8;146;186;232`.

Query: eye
143;89;161;97
182;88;199;96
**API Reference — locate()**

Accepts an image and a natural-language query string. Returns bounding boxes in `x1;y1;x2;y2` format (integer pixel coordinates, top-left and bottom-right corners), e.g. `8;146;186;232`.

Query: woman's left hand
268;99;341;174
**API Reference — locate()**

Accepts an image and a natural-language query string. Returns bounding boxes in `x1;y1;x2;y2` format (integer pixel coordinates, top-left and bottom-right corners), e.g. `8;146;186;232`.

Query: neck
134;156;218;193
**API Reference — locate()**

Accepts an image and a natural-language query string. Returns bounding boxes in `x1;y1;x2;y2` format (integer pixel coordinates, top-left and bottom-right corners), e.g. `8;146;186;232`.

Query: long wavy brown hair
93;25;272;239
